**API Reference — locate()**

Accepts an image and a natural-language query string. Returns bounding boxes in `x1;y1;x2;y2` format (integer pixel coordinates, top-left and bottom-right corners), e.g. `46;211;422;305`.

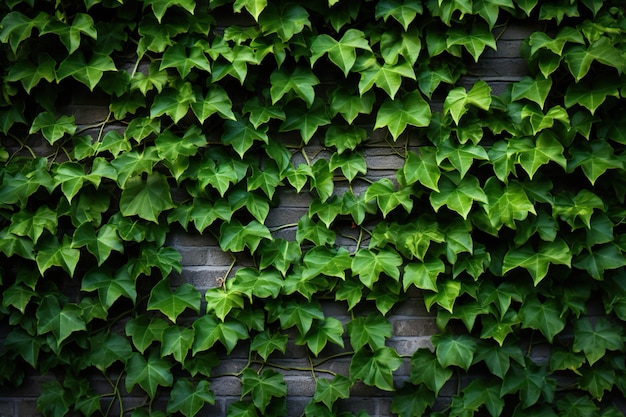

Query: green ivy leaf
144;0;195;22
380;26;421;66
482;178;536;230
502;239;571;285
296;216;336;246
9;205;56;243
574;244;626;280
6;53;56;93
277;300;325;336
579;365;615;400
56;52;116;90
312;375;351;410
250;330;288;360
88;332;132;373
329;87;375;124
160;43;211;79
29;112;76;145
374;90;431;139
147;280;201;322
167;379;214;417
296;317;344;356
347;313;392;351
192;316;249;354
279;100;330;143
352;247;402;289
233;0;267;20
37;380;71;417
567;140;623;185
500;361;556;409
0;11;48;54
40;13;97;54
243;97;286;129
150;83;196;123
160;325;194;363
410;349;453;396
511;76;553;109
350;347;402;391
325;125;367;155
258;238;301;276
424;279;461;313
400;147;440;191
258;2;310;41
564;78;619;115
446;23;497;62
120;173;175;223
443;80;492;125
403;258;445;292
82;267;136;309
126;350;173;399
517;131;566;178
573;317;623;365
564;37;626;82
36;235;80;276
125;315;169;354
219;219;271;253
364;178;413;217
518;296;565;343
375;0;423;31
474;342;525;379
191;86;236;123
435;138;489;178
270;66;319;108
358;59;416;98
204;286;245;321
430;172;488;219
432;333;477;371
36;296;86;348
310;29;371;76
553;189;604;230
241;369;287;413
302;245;351;280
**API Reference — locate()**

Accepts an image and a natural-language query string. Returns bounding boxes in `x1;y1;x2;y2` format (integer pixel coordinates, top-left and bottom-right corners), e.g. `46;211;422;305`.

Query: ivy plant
1;0;626;416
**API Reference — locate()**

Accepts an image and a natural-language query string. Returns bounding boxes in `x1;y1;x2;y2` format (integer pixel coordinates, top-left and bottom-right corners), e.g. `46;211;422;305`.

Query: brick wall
0;23;534;417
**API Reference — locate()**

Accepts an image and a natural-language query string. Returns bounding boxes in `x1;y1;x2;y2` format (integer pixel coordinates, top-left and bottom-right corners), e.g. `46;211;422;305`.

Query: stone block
391;318;439;337
0;400;15;417
210;376;242;397
16;399;40;417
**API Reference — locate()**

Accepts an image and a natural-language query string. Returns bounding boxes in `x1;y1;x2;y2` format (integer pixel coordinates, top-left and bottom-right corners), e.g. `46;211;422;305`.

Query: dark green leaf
350;347;402;391
126;350;173;399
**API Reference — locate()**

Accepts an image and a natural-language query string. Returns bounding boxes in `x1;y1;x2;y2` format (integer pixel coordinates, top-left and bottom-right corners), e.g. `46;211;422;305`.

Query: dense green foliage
1;0;626;415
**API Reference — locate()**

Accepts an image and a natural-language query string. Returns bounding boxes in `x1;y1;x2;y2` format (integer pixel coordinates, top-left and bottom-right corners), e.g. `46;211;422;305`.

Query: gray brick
210;376;242;397
387;336;433;356
16;399;40;417
392;318;438;337
265;207;308;228
285;396;311;415
0;400;15;417
285;375;317;396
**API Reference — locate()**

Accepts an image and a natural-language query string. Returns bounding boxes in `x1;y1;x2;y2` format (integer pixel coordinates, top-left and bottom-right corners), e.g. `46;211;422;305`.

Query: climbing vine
1;0;626;416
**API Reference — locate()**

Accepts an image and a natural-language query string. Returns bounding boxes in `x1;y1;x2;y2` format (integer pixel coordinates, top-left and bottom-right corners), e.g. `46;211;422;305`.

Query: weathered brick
16;399;39;417
265;207;308;228
286;396;311;416
387;336;433;356
0;400;15;417
285;375;317;396
210;376;242;397
392;318;439;337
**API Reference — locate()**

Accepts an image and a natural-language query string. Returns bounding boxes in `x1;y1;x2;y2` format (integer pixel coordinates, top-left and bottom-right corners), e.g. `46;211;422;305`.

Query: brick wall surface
0;23;536;416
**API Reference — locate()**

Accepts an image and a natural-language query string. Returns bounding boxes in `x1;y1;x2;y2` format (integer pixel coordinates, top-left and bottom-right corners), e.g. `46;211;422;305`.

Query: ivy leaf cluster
1;0;626;416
